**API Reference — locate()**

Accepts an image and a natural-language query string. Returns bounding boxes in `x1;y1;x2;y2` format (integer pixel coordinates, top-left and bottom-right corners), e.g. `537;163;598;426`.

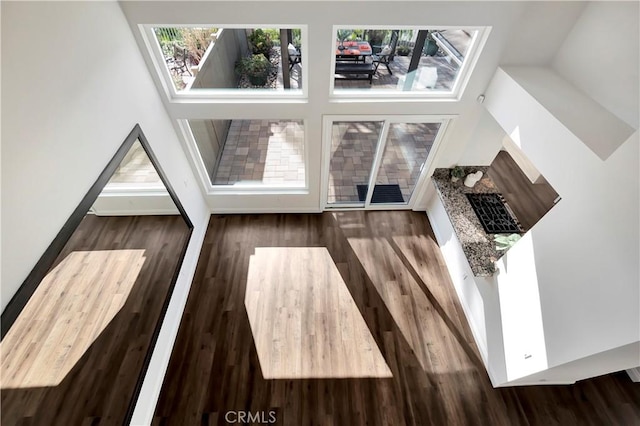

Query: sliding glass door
323;116;447;209
326;121;383;206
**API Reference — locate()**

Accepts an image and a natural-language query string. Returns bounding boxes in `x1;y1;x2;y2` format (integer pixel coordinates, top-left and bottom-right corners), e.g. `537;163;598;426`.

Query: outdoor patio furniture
371;30;399;56
371;31;399;75
168;44;191;76
372;49;393;75
335;62;375;84
336;41;372;63
287;43;302;70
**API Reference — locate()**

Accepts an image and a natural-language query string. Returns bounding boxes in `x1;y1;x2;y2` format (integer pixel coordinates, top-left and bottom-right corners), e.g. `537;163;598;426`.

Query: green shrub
337;30;352;41
450;166;465;180
262;29;281;46
366;29;389;47
248;29;274;58
236;54;271;86
291;29;302;47
154;27;183;57
348;30;364;41
396;45;411;56
398;29;414;43
260;28;302;48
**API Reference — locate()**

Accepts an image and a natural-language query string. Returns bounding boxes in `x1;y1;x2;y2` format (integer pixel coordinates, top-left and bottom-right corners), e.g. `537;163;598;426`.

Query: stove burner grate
465;193;523;234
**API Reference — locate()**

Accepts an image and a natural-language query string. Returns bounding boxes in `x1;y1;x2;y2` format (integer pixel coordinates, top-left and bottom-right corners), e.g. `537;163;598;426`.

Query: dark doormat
357;184;405;203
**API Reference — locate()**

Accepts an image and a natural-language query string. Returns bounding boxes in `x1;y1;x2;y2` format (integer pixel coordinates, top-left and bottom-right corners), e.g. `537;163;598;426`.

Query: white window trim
321;114;454;211
139;24;309;101
330;25;490;101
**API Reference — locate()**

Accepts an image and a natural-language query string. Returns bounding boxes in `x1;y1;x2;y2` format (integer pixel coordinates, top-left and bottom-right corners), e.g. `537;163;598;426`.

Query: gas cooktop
465;193;523;234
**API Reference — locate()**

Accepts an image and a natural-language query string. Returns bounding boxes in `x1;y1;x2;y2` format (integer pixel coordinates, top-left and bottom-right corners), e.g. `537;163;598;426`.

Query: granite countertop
432;167;508;277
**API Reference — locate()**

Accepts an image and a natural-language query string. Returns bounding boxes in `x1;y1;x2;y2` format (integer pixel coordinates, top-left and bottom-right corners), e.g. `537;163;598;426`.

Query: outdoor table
336;41;372;62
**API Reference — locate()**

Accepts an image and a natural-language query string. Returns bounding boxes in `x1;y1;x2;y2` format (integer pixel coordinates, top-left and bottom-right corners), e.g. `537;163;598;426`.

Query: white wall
552;1;639;129
457;109;507;166
1;1;211;422
503;67;634;161
499;1;586;66
484;67;639;372
120;1;529;213
189;119;221;179
1;0;208;307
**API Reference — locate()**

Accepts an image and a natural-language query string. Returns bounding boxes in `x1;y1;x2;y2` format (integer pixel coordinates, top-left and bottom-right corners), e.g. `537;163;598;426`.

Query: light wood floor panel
1;215;190;426
155;212;640;426
2;250;145;388
245;247;391;379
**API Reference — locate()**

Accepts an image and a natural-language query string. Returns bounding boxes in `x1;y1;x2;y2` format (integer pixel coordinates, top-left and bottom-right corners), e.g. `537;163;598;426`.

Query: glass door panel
371;122;440;204
327;121;383;206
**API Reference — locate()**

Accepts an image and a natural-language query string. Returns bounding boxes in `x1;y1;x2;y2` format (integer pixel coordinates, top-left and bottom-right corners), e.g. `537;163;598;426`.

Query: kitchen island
426;165;549;386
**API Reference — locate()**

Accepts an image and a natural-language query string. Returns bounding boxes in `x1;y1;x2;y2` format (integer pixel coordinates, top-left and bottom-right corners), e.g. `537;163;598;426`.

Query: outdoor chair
288;43;302;70
169;44;191;76
372;46;393;75
371;30;399;76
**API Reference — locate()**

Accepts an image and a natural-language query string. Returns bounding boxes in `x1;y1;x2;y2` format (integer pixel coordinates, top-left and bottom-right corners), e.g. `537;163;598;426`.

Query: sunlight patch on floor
348;237;477;374
245;247;392;379
1;249;145;389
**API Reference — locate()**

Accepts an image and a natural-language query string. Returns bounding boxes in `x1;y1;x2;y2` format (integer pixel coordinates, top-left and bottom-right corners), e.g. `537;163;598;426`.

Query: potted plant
248;29;273;59
450;166;465;182
424;30;439;56
494;234;522;251
396;45;411;56
337;29;353;50
236;54;271;86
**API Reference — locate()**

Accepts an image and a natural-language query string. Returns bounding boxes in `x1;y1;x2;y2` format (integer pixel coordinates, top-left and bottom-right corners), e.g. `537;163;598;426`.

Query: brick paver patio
211;119;438;201
213;120;305;186
327;122;439;204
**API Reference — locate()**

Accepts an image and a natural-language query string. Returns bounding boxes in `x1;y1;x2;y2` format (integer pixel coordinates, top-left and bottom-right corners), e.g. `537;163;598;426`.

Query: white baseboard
210;207;322;214
92;209;179;216
209;206;426;215
497;379;576;387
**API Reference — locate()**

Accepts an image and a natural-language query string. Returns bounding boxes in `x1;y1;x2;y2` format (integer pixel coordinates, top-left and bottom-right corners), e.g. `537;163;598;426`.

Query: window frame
329;25;490;100
179;118;310;195
139;24;309;101
320;114;454;210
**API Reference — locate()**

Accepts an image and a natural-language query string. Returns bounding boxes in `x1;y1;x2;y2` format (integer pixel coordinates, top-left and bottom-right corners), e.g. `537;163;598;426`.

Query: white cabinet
425;182;508;385
426;180;554;385
426;185;491;371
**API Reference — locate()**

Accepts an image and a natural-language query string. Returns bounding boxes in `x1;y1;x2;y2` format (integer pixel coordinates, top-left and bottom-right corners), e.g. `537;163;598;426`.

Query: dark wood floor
154;212;639;425
1;215;190;426
488;151;559;232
